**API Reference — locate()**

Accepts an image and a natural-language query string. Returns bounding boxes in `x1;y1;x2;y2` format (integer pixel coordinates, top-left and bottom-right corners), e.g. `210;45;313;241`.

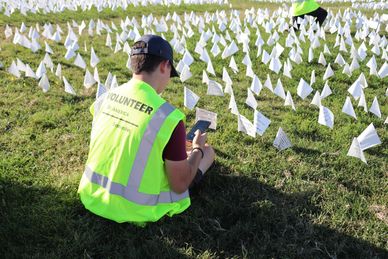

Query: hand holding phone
186;120;211;142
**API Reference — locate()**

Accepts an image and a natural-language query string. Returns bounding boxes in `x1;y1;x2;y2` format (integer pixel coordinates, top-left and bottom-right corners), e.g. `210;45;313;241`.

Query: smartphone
186;120;211;142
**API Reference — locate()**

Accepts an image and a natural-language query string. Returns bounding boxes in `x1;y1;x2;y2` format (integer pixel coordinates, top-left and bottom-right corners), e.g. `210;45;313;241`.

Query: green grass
0;2;387;258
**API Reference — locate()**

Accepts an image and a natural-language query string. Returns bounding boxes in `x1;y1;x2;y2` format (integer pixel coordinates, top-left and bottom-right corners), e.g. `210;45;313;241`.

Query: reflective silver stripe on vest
84;102;189;205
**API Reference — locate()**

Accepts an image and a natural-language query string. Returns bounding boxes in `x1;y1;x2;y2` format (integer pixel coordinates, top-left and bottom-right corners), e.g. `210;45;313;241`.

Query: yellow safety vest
292;0;320;16
78;78;190;224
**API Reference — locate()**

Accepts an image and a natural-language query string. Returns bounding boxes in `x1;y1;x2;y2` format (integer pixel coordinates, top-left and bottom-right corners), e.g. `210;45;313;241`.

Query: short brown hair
130;41;166;74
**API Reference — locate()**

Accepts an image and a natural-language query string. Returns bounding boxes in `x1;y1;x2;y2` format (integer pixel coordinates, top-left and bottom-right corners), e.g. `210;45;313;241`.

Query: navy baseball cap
130;34;179;78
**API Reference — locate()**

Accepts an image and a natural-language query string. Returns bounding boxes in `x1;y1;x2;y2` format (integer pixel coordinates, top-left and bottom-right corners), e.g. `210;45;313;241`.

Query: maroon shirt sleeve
162;120;188;161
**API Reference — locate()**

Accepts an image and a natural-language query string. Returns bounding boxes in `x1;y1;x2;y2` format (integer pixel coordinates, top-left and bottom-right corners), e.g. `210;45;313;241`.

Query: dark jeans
293;7;328;27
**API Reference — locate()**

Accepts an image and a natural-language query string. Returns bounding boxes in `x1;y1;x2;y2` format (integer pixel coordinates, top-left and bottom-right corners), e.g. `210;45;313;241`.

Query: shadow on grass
1;162;387;258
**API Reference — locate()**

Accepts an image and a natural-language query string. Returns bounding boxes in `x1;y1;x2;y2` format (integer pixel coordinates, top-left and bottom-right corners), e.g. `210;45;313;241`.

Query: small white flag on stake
318;52;327;66
224;83;233;95
229;94;239;115
297;78;313;100
25;64;37;79
182;50;194;66
348;80;363;100
310;91;321;107
180;65;192;82
310;70;316;85
347;137;367;163
318;106;334;129
64;48;76;60
74;53;86;70
357;123;381;151
321;81;332;99
221;40;238;59
378;62;388;79
222;67;232;86
195;107;217;130
323;63;334;80
342;63;352;77
184;86;200;110
238;114;256;138
229;56;239;73
90;47;100;68
254;110;271;136
342;96;357;119
207;80;224;96
55;63;62;79
273;127;292;151
285;91;296;111
269;57;282;74
202;70;209;84
45;41;54;54
369;97;381;118
96;83;107;99
207;60;216;76
245;88;258;109
35;61;46;79
264;74;273;92
84;69;96;88
246;65;255;78
63;76;76;95
358;91;368;113
93;67;100;83
274;79;286;99
38;74;50;93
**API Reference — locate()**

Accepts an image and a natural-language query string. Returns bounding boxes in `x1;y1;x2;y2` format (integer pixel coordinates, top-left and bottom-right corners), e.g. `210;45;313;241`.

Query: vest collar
129;78;158;96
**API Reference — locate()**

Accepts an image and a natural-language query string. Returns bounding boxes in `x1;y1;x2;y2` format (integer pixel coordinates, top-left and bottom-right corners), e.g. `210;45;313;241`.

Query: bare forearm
186;149;202;186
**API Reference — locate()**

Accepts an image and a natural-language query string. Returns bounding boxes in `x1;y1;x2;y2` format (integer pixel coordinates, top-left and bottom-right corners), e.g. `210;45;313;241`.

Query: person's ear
159;60;170;74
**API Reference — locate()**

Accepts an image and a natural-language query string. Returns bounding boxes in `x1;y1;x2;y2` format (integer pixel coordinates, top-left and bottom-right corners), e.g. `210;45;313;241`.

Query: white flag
369;97;381;118
53;63;61;79
90;47;100;68
321;81;332;99
229;56;239;73
284;91;296;111
310;91;321;107
347;138;367;164
184;86;200;110
207;80;224;96
254;110;271;136
264;74;273;92
273;79;286;99
63;76;76;95
323;63;334;80
357;123;381;151
245;88;258;109
229;94;239;115
297;78;313;100
318;106;334;129
238;114;256;138
96;83;107;99
180;65;192;82
342;96;357;119
38;74;50;93
273;127;292;151
84;69;96;88
74;53;86;70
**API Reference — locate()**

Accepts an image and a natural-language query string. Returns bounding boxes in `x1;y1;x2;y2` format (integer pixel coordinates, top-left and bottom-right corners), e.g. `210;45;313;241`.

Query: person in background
291;0;328;28
78;34;215;225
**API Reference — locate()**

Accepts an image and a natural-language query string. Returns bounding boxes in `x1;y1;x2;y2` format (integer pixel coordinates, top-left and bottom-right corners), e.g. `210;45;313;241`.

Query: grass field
0;1;387;258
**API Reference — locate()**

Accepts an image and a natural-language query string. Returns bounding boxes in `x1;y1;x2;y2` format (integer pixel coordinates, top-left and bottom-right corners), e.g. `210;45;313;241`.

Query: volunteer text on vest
107;92;154;115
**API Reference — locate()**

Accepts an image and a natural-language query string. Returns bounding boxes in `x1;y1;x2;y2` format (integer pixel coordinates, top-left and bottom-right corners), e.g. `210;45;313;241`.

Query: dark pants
293;7;328;27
